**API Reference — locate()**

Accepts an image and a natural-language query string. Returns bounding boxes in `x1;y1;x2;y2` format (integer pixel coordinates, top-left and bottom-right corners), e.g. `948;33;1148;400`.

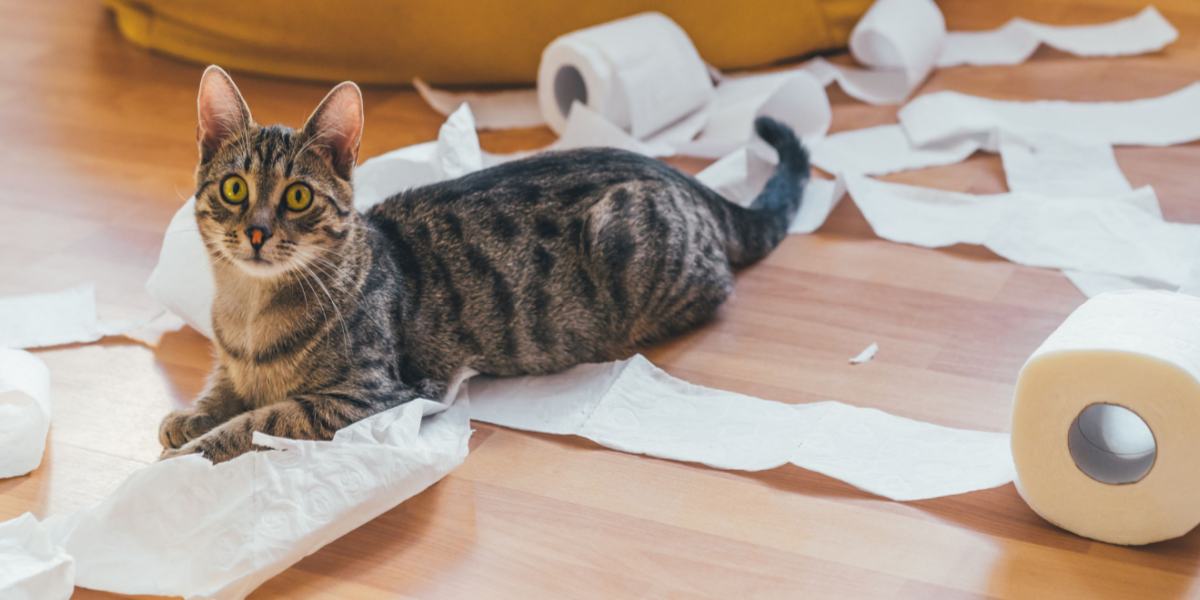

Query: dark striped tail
724;117;810;267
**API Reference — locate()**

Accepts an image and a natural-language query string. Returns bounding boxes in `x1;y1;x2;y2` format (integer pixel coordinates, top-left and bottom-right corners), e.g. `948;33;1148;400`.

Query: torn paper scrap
845;175;1200;288
850;343;879;365
0;348;52;479
938;7;1177;68
536;12;713;140
467;354;1014;501
0;513;73;600
413;78;544;129
37;397;469;599
899;82;1200;148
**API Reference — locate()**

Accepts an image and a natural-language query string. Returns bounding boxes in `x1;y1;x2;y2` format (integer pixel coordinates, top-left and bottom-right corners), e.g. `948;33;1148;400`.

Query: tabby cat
159;66;809;461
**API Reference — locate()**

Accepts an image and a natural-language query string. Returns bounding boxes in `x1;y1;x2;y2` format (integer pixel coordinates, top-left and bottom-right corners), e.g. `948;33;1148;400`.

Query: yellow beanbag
105;0;870;85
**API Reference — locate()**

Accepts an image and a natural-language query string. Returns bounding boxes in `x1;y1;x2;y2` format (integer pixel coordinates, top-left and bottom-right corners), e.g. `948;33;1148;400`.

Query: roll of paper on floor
1012;290;1200;545
536;12;713;138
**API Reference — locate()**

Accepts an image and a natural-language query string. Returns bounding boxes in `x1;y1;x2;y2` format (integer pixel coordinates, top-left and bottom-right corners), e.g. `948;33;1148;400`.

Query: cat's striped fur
160;66;809;462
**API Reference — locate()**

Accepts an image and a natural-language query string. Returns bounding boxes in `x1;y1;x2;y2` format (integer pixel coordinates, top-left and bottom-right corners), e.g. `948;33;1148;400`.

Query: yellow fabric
105;0;871;85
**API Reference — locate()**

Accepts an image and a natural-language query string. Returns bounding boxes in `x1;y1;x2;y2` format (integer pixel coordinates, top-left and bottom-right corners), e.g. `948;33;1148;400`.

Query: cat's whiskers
294;250;352;358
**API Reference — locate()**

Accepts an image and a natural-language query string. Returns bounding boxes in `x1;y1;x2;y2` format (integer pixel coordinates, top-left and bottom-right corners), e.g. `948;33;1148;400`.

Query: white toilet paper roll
1012;291;1200;545
536;12;713;139
0;348;53;479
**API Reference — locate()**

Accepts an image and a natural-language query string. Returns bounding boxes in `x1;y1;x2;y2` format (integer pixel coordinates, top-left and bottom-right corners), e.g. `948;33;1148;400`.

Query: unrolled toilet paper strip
845;175;1200;289
1011;290;1200;545
810;124;983;177
0;395;470;599
0;348;52;479
0;514;73;600
937;7;1177;68
413;78;544;129
998;135;1132;196
467;354;1014;501
0;285;132;349
900;82;1200;149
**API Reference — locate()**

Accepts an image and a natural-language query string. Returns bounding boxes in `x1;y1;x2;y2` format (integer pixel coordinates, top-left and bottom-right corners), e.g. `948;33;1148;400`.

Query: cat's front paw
158;409;218;449
158;435;248;464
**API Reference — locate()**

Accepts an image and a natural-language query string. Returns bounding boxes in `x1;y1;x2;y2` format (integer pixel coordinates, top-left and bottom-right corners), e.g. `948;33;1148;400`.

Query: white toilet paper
0;514;73;600
536;12;713;141
0;348;53;480
1012;290;1200;545
899;82;1200;149
467;354;1013;501
845;175;1200;289
43;396;469;598
413;78;544;130
0;285;135;349
822;0;946;105
938;7;1177;68
676;69;832;159
694;146;845;235
811;124;982;176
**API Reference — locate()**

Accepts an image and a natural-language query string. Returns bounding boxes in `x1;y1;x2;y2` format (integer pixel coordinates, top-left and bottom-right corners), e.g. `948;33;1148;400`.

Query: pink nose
245;226;271;250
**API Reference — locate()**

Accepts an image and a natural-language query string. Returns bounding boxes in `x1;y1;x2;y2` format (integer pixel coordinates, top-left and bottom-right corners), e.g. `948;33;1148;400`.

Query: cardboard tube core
1068;403;1157;485
554;66;587;118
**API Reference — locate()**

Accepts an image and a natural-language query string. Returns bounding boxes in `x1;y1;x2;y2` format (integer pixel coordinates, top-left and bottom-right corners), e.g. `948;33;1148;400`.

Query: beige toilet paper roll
1012;290;1200;545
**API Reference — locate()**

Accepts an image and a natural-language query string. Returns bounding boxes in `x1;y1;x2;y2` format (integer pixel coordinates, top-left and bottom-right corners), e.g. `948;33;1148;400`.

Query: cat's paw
158;410;218;449
158;435;249;464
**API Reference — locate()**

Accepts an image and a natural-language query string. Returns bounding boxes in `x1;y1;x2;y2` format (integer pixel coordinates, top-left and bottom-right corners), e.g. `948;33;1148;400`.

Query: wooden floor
2;0;1199;597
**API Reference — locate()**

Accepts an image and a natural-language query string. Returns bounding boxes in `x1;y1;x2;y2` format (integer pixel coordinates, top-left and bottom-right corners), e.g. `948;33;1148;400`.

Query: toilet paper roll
1012;290;1200;545
0;348;52;479
536;12;713;139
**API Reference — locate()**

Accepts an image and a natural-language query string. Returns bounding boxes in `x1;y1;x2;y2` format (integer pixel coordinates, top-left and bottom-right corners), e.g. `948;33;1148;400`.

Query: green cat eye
220;175;248;204
284;182;313;212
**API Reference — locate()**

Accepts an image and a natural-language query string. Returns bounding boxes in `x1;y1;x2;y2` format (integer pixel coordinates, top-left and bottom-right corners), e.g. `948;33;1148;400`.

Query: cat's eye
284;183;313;212
220;175;249;204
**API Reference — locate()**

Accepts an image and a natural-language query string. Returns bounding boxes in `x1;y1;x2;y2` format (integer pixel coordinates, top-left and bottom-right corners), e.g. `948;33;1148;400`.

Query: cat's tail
719;116;810;268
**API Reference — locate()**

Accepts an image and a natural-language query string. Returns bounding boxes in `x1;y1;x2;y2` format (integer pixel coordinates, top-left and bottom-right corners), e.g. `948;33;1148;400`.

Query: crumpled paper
0;514;74;600
1;395;470;599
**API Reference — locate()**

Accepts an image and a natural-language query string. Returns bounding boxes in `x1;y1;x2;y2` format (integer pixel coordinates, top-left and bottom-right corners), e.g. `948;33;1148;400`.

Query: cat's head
192;65;363;280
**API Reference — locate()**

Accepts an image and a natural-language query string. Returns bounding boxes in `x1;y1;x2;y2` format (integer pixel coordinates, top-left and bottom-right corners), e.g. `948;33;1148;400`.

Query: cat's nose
245;225;272;251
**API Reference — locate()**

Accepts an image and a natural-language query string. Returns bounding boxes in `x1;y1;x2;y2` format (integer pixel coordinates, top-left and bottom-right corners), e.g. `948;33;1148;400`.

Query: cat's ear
196;65;253;162
301;82;364;180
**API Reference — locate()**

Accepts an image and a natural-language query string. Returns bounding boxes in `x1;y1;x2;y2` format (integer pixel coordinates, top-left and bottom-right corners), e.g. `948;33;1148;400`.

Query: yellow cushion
105;0;871;85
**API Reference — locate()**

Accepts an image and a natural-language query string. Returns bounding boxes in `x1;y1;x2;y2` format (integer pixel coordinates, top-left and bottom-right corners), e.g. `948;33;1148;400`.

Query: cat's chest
214;293;311;406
